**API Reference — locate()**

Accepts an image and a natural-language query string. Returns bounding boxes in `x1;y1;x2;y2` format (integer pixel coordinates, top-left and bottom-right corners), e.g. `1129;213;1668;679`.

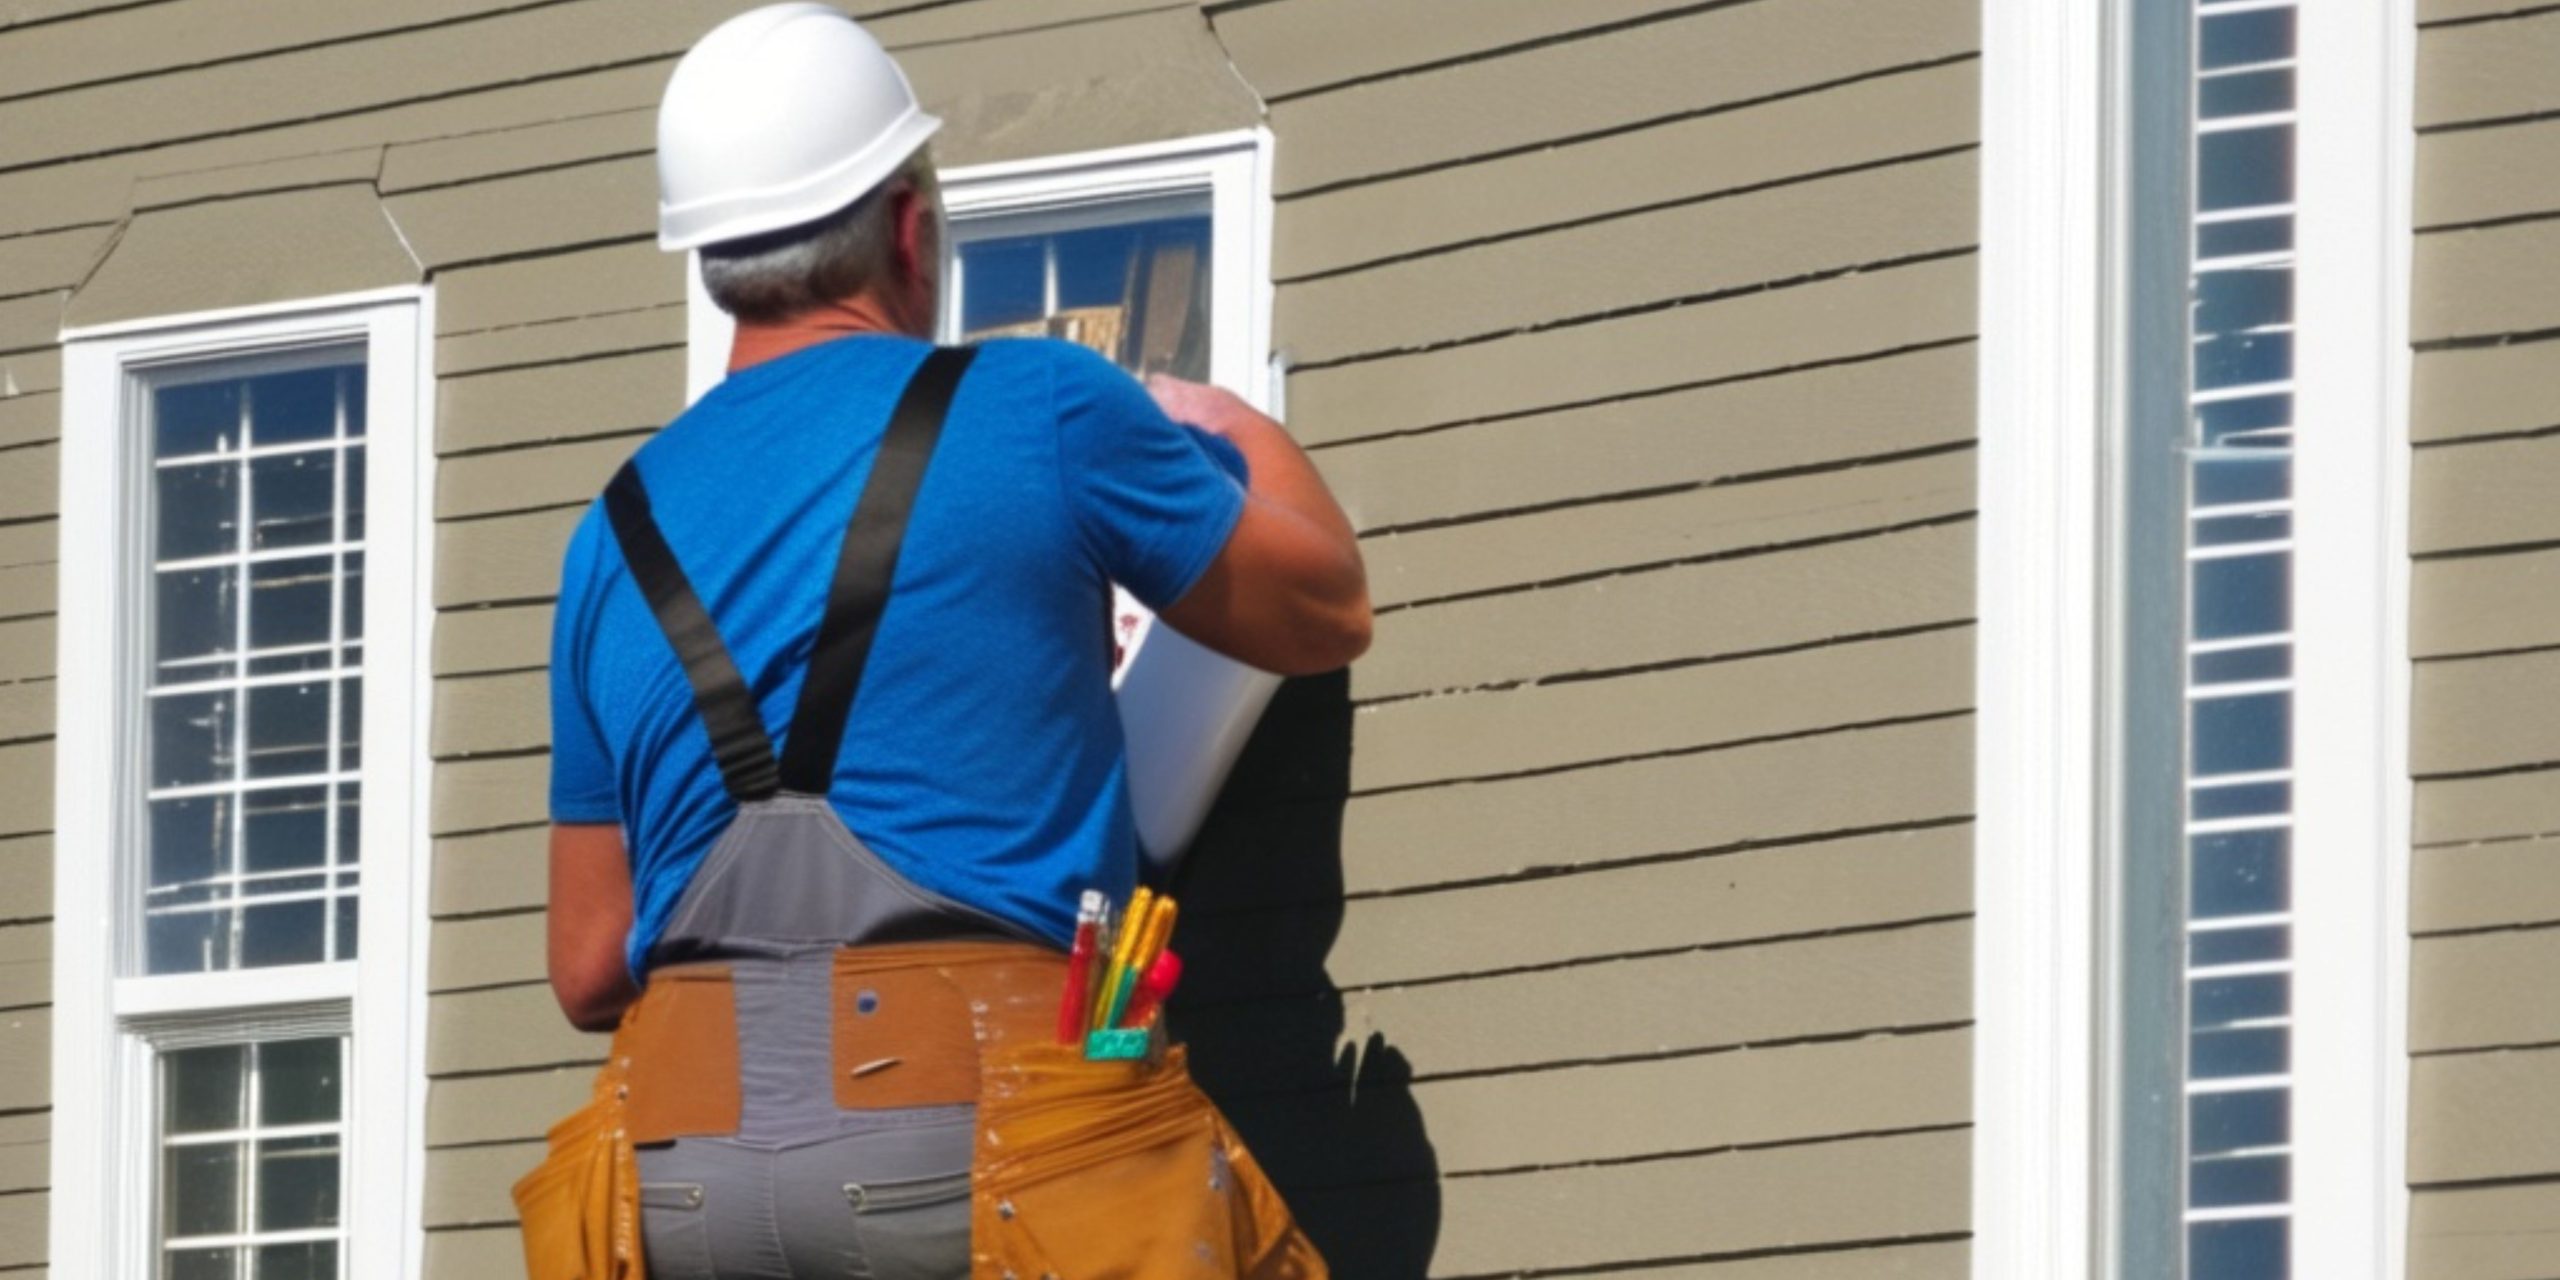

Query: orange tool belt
512;940;1327;1279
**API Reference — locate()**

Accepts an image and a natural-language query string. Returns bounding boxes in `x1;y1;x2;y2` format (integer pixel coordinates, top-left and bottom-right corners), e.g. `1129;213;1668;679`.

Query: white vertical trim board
1973;0;2110;1275
50;290;435;1280
2287;0;2415;1274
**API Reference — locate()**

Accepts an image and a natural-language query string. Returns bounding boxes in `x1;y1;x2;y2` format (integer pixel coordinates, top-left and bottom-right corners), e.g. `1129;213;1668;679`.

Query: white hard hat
656;3;942;252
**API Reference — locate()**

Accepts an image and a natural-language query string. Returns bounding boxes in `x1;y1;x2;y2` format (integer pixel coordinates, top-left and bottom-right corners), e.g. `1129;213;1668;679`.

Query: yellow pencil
1095;886;1154;1031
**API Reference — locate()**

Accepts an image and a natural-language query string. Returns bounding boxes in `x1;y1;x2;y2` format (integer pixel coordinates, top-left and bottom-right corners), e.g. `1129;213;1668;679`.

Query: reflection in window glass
954;209;1213;381
145;358;366;974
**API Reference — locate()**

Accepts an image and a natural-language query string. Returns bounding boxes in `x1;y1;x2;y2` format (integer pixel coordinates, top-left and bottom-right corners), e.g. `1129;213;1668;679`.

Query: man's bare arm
1147;376;1371;676
547;822;641;1032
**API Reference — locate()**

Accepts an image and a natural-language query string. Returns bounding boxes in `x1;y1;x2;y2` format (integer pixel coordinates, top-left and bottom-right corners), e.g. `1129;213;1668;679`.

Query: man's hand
1146;375;1371;676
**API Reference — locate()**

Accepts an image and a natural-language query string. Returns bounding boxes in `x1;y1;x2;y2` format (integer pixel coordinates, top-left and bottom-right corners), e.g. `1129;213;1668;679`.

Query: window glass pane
248;451;336;551
157;381;243;458
959;237;1044;333
2194;829;2290;918
152;691;237;789
2191;1153;2287;1208
255;1242;336;1280
2190;1087;2288;1156
2193;553;2289;641
2200;6;2293;69
2198;126;2292;212
240;898;327;969
157;463;240;561
2199;67;2292;119
257;1038;341;1127
255;1135;341;1232
242;786;328;876
246;368;339;447
157;567;239;683
164;1045;247;1135
2198;214;2291;259
2190;1218;2288;1280
247;557;333;674
2193;691;2290;777
246;682;331;779
162;1144;241;1238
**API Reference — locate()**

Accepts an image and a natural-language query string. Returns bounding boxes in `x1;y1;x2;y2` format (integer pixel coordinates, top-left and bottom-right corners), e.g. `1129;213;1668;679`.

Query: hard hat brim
658;106;942;253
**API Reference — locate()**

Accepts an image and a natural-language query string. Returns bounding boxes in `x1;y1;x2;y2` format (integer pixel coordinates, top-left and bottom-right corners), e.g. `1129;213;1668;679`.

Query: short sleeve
547;507;621;824
1051;345;1248;609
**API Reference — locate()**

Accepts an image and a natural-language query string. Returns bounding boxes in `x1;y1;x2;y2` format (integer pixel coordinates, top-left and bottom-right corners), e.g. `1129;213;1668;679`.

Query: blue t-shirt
547;336;1248;980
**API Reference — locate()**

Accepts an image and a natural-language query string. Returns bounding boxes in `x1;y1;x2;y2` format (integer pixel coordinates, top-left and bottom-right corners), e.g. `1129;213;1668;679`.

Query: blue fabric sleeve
1185;424;1250;485
547;507;621;824
1052;345;1249;609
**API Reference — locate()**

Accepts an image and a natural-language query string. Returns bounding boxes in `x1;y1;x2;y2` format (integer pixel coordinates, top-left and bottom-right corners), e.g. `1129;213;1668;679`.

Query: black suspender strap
777;345;977;795
603;463;784;801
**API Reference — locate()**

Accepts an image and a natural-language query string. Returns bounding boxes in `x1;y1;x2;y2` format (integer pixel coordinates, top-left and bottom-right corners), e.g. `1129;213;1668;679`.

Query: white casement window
1975;1;2411;1278
686;129;1275;409
51;291;434;1280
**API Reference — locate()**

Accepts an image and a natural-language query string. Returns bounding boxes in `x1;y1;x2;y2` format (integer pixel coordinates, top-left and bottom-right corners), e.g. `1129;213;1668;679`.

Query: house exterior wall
0;1;1980;1276
2406;2;2560;1274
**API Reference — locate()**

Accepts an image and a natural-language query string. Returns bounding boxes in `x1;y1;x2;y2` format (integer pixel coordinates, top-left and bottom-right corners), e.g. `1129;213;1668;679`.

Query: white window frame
1974;2;2414;1277
50;287;436;1280
685;128;1277;413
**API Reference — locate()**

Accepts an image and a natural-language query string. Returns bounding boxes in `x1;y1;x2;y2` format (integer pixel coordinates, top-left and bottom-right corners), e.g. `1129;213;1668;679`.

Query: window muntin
141;354;370;976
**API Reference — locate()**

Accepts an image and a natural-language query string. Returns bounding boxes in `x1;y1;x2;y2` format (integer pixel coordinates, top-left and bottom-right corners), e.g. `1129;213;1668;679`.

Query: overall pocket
638;1182;713;1280
969;1046;1325;1280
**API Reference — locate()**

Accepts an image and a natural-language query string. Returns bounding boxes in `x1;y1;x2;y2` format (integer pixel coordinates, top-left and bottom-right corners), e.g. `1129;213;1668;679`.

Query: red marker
1056;890;1106;1044
1121;950;1184;1030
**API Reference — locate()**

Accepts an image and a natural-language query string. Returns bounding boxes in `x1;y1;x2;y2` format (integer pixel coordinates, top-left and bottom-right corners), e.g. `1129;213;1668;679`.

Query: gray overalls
602;348;1038;1279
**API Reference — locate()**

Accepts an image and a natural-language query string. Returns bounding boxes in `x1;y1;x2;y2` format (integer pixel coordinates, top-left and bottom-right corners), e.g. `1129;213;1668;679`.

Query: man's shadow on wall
1165;669;1444;1277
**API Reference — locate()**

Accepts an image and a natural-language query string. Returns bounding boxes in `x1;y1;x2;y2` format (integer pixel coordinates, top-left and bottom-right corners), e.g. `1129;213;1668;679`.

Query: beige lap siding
2407;2;2560;1275
1190;0;1982;1272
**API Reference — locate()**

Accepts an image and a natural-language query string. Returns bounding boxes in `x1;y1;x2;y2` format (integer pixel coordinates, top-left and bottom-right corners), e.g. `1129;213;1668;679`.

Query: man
539;5;1363;1277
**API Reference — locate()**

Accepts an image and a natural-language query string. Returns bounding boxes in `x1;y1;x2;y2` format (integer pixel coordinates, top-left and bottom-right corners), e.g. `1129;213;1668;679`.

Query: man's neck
728;294;920;374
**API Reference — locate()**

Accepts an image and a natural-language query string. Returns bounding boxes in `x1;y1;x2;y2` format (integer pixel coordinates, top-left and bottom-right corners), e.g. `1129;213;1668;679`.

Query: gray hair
697;150;939;323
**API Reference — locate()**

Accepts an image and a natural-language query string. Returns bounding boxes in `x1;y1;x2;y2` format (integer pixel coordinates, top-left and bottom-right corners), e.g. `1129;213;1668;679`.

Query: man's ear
891;180;934;280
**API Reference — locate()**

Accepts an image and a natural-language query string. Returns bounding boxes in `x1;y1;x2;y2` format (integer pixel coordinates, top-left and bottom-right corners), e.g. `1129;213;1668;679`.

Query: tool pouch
508;1037;644;1280
969;1041;1327;1280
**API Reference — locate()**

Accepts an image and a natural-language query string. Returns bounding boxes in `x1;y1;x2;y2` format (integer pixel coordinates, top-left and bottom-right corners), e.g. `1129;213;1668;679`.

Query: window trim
684;128;1277;411
51;287;436;1280
1974;1;2414;1276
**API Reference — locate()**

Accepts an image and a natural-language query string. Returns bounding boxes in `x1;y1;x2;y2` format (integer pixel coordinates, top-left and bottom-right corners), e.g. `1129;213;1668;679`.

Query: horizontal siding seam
2412;421;2560;451
1430;1232;1975;1280
1256;0;1767;106
1289;246;1979;374
1361;440;1976;540
0;0;577;109
1378;1017;1975;1092
1353;619;1979;711
1303;336;1977;451
2416;757;2560;783
881;0;1197;56
1349;707;1972;800
1373;509;1976;616
2416;206;2560;237
2414;918;2560;940
2421;104;2560;138
1321;912;1976;1000
2413;533;2560;564
1324;815;1977;906
1440;1120;1973;1184
2419;0;2560;27
0;51;678;180
1281;142;1982;286
1277;51;1982;201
